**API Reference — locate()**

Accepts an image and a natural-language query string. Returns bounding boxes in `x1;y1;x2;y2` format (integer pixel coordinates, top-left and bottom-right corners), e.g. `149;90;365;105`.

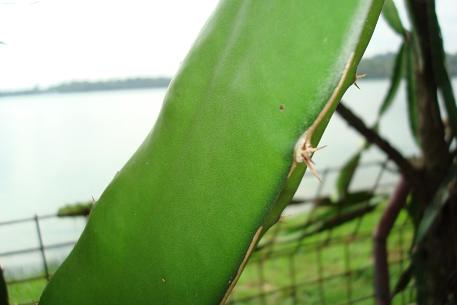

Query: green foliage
335;41;405;201
286;191;382;239
426;5;457;140
414;166;457;246
334;138;376;204
333;1;457;303
39;1;384;304
382;0;405;36
333;0;457;255
8;279;46;305
57;202;93;217
405;42;421;145
378;42;406;117
336;22;407;201
335;151;363;200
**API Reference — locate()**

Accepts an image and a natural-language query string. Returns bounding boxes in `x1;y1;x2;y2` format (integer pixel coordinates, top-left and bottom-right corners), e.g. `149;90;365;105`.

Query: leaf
414;166;457;245
335;151;362;200
334;42;404;202
318;190;377;209
438;67;457;141
311;205;376;234
405;41;421;145
296;198;379;238
339;191;379;206
378;42;406;118
286;191;379;236
334;133;374;201
57;202;93;217
382;0;405;36
426;6;457;140
39;1;385;304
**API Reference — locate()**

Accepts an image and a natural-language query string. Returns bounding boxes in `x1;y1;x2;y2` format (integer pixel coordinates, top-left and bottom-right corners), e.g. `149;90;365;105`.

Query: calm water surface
0;89;165;220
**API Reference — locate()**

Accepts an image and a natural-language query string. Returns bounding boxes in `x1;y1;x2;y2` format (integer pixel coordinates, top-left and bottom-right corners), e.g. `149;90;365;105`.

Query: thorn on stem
356;73;367;80
353;73;366;89
301;144;326;182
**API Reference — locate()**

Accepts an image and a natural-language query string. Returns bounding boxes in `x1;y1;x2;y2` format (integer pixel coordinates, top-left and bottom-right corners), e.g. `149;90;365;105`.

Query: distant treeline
1;53;456;97
0;77;171;97
358;52;457;79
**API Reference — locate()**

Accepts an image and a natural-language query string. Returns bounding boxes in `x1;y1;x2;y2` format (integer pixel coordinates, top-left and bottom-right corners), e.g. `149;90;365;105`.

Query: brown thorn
356;73;367;80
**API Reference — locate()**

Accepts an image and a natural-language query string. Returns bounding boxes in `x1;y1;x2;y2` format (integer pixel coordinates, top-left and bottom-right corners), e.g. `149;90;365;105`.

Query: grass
6;261;62;304
8;279;47;305
227;203;415;304
6;203;415;305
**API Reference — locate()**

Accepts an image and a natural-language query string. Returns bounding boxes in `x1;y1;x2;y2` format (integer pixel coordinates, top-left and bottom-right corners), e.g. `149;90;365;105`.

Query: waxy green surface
40;1;383;304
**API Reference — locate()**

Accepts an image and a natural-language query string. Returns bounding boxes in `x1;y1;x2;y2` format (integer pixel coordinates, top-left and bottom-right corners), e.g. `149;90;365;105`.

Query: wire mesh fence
227;218;413;305
0;159;414;305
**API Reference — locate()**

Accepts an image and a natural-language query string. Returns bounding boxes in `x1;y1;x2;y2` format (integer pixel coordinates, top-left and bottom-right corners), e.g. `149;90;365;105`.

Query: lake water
0;89;165;221
0;79;455;274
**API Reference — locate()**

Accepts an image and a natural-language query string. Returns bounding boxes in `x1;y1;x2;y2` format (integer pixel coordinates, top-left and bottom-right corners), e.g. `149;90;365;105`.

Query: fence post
288;253;298;304
35;214;50;281
316;245;326;305
257;260;267;305
344;240;353;305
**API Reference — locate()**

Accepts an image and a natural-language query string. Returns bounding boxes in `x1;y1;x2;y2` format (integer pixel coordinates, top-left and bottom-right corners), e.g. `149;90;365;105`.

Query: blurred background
0;0;456;304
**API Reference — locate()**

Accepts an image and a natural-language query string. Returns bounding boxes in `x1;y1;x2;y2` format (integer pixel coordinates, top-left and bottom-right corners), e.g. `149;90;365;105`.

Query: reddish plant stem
373;177;411;305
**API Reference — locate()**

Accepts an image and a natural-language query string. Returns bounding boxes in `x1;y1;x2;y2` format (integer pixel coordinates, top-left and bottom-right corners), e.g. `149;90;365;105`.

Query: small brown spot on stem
279;104;285;112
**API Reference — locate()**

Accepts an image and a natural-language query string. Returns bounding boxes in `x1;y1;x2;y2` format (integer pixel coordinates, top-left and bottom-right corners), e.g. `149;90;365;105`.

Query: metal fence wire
0;159;415;305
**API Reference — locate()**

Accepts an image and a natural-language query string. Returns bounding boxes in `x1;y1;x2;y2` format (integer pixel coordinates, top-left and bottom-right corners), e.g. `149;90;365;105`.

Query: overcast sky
0;0;455;90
